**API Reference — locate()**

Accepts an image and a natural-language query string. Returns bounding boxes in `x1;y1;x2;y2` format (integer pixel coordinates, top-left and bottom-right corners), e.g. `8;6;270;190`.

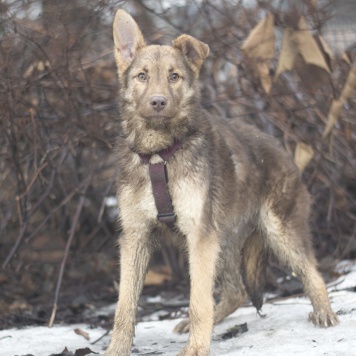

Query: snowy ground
1;261;355;356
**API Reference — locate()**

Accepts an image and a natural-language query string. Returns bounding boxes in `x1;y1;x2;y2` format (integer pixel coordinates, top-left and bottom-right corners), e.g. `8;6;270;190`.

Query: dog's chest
118;175;157;230
170;172;207;236
119;162;207;235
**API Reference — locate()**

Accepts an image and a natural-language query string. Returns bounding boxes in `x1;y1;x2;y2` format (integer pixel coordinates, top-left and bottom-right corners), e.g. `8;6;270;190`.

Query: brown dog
105;9;338;356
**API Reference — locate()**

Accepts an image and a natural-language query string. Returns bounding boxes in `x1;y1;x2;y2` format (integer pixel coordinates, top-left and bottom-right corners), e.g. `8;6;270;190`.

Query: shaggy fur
105;10;338;356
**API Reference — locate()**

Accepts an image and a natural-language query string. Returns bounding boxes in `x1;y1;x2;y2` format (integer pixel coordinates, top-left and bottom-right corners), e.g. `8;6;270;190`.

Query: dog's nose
150;96;167;112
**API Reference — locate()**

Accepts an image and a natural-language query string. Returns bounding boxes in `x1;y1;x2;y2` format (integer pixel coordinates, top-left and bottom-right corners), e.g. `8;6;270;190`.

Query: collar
137;141;182;164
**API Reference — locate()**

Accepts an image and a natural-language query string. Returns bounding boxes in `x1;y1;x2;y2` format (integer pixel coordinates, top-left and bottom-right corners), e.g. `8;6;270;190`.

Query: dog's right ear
113;10;145;73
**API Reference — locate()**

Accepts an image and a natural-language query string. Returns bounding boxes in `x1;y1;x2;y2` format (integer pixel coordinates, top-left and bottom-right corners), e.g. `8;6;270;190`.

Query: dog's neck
119;111;200;155
137;140;183;163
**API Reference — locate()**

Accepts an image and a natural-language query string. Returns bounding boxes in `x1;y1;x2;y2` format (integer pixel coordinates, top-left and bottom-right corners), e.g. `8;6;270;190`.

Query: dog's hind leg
214;275;248;324
214;230;249;324
260;206;339;327
105;232;151;356
174;271;247;334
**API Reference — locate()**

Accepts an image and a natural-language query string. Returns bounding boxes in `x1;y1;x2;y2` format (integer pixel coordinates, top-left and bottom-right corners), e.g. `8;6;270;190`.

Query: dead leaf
340;66;356;98
276;17;331;81
296;18;330;73
242;13;275;59
294;142;314;172
220;322;248;339
345;47;356;63
323;99;344;139
276;28;296;77
314;35;333;72
296;57;330;92
342;52;351;65
256;62;273;93
323;66;356;138
144;266;172;286
50;347;74;356
242;13;275;93
75;348;98;356
74;328;90;341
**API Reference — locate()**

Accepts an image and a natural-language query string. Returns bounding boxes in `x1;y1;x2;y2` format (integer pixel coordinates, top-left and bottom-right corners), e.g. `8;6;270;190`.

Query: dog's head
113;10;209;152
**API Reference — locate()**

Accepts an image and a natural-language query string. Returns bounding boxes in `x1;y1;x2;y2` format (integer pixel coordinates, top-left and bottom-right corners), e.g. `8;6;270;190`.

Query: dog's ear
173;34;209;73
113;10;145;73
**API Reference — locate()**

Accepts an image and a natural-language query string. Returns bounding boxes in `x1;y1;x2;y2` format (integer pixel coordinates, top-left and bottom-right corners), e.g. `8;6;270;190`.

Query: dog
105;9;339;356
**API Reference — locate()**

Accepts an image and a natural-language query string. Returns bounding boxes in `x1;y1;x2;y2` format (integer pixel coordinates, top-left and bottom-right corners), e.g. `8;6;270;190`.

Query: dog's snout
150;96;167;112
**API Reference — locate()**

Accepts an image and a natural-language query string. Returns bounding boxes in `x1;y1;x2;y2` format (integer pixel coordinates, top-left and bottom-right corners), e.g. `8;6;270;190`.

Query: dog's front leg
178;232;220;356
105;232;151;356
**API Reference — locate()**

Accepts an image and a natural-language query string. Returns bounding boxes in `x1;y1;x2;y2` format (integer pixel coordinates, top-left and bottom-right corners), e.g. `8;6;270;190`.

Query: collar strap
137;141;182;229
138;140;183;164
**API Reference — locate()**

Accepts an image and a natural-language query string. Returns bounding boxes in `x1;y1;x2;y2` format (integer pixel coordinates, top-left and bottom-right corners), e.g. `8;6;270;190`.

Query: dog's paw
177;345;209;356
173;318;190;334
309;309;339;328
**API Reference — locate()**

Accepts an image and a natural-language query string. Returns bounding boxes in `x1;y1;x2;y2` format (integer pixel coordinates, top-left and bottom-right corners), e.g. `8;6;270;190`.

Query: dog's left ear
173;34;209;74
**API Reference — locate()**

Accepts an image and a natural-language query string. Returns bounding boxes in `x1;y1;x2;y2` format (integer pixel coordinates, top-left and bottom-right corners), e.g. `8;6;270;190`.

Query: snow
0;324;107;355
1;265;356;356
134;290;356;356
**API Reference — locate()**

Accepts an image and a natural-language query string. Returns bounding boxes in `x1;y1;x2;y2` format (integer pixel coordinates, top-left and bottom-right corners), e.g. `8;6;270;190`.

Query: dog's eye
137;72;147;81
169;73;180;82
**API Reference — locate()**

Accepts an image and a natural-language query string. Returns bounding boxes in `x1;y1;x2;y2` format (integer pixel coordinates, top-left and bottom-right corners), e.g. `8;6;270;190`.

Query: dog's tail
241;231;268;311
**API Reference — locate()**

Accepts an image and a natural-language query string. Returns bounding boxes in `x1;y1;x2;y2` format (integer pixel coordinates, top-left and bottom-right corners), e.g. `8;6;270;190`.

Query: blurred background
0;0;355;330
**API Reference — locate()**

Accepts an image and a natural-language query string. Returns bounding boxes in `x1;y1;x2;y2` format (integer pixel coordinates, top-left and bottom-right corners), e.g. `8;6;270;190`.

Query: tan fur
173;34;210;74
105;10;339;356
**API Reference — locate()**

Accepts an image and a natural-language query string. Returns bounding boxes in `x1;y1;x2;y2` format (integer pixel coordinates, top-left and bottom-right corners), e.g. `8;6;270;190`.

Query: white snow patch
146;295;163;303
104;196;117;207
330;260;356;291
0;324;106;356
1;268;355;356
133;290;356;356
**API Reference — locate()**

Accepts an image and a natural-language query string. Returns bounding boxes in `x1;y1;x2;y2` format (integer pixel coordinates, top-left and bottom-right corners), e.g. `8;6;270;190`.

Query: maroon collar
137;141;183;164
136;141;182;230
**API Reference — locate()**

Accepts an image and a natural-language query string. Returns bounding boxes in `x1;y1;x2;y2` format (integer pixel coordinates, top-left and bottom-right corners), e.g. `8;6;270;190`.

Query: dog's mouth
138;104;178;121
143;114;174;120
139;114;177;131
